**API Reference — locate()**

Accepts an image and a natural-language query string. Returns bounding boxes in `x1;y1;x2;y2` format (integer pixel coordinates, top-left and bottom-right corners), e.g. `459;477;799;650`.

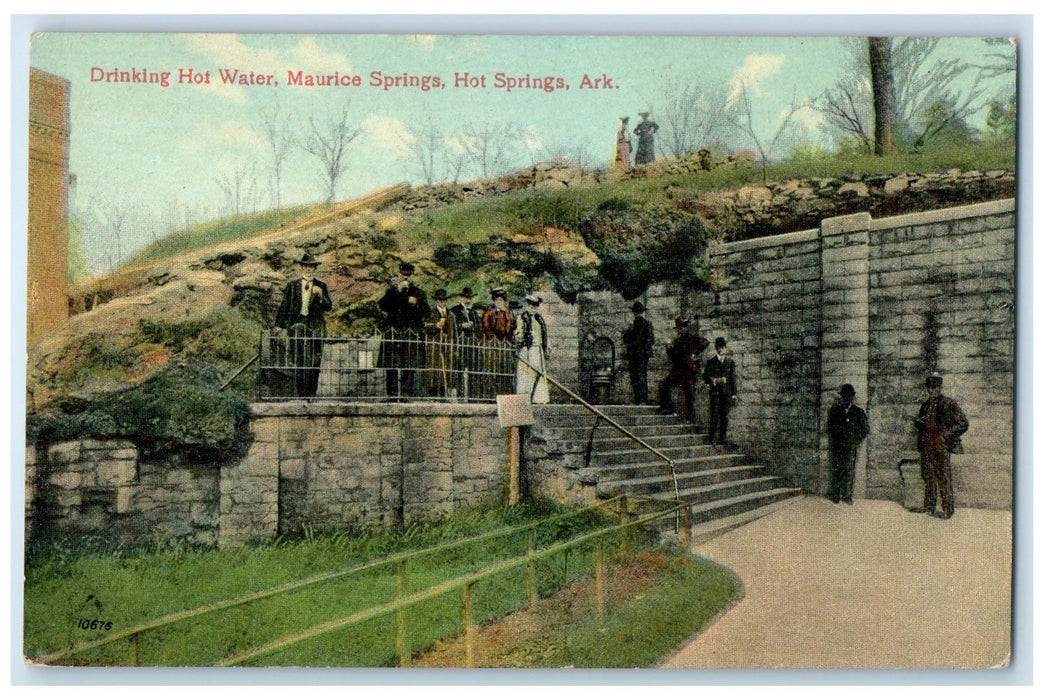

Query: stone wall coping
249;401;500;418
711;227;819;254
709;198;1015;256
868;198;1015;231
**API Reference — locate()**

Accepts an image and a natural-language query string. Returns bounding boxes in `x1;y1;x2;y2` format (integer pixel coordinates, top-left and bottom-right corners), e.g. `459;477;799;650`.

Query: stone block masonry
576;199;1014;509
26;403;508;548
222;402;506;545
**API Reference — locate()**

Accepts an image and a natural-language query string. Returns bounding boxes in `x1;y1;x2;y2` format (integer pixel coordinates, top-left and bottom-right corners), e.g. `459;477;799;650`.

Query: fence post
680;505;691;552
618;495;629;556
462;583;474;668
593;537;605;618
132;632;140;666
526;529;537;608
396;560;407;667
507;426;520;506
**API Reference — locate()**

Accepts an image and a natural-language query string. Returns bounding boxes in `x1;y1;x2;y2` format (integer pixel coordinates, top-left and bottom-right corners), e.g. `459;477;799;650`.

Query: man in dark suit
273;252;333;398
703;336;737;447
657;316;708;422
378;262;429;398
827;383;870;504
622;301;654;405
912;373;969;520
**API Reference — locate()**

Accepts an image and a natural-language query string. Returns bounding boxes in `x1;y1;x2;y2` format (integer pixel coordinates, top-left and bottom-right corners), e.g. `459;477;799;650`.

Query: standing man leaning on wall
703;337;737;448
912;373;969;520
827;383;869;505
622;301;654;405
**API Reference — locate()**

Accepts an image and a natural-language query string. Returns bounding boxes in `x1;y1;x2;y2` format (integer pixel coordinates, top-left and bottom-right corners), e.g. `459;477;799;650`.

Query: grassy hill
29;142;1016;459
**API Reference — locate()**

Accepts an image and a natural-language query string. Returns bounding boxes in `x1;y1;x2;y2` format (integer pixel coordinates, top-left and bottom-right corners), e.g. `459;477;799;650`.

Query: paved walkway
662;496;1011;669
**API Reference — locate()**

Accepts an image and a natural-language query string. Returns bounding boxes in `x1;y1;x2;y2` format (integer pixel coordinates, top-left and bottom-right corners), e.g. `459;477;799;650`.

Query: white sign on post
497;394;535;428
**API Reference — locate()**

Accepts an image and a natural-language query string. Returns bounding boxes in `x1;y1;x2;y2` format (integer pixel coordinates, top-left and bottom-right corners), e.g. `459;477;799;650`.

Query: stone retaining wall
26;403;509;549
576;199;1015;508
25;439;219;548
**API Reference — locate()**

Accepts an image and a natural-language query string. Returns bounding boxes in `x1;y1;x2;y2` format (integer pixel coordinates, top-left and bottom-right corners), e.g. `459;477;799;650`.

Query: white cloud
788;101;825;133
521;124;544;152
177;121;266;157
728;53;786;105
363;116;416;160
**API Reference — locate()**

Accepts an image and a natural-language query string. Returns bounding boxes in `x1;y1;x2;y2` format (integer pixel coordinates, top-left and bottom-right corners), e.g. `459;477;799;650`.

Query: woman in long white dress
515;294;550;404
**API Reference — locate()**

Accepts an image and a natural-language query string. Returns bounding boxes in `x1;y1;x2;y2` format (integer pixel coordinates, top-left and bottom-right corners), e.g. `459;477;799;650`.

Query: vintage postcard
21;27;1019;676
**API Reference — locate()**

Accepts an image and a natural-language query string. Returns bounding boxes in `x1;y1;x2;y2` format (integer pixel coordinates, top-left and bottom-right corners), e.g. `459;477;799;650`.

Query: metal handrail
514;353;681;506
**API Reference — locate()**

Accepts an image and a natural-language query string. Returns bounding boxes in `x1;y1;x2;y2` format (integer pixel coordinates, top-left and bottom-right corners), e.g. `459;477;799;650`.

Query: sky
27;32;1016;273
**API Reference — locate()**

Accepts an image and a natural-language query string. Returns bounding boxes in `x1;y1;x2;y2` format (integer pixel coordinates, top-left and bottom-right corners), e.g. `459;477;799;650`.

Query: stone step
589;443;717;466
533;403;664;417
579;453;748;484
597;466;775;498
689;495;804;546
537;412;693;429
537;423;701;444
685;487;804;525
589;433;708;452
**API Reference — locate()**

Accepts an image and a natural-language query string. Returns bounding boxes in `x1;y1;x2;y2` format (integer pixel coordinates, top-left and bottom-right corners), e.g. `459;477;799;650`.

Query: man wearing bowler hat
273;251;333;398
912;373;969;519
657;315;708;421
703;336;737;447
378;261;429;398
622;301;655;405
827;383;870;504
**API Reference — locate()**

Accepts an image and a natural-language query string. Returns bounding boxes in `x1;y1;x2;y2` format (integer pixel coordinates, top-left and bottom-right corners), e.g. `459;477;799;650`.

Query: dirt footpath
661;496;1011;669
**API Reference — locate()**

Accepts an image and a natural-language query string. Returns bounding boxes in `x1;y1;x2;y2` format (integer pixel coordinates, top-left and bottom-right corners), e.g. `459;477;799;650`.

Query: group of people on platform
614;111;659;169
376;262;550;402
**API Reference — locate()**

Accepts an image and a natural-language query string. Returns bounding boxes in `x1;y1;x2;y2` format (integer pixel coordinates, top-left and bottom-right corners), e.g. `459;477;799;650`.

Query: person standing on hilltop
378;262;429;399
273;252;333;398
614;116;632;168
633;111;659;165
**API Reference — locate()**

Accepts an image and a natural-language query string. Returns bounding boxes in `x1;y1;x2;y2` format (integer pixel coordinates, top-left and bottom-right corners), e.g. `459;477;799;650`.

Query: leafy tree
984;92;1016;143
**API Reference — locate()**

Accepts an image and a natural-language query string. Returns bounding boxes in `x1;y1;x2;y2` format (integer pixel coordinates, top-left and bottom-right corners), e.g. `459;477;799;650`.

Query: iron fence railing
257;328;516;402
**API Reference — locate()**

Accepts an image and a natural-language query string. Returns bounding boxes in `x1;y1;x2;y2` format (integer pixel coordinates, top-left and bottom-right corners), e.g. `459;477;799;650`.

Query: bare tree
727;84;803;183
869;37;897;155
300;104;360;204
974;37;1017;79
657;80;733;158
91;197;129;272
819;37;995;153
258;99;295;209
215;159;260;216
451;121;524;179
408;118;445;186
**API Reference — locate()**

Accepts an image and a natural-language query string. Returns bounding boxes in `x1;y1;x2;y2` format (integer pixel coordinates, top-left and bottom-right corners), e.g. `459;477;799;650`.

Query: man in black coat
378;262;429;398
912;373;969;519
702;336;737;447
657;316;708;422
622;301;654;405
827;383;870;504
273;252;333;398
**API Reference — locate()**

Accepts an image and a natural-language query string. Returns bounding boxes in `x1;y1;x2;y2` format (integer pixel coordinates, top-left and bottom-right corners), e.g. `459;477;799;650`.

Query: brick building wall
28;68;70;342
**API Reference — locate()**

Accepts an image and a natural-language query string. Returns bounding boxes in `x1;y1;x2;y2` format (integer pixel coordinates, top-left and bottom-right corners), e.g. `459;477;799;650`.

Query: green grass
549;554;737;667
120;204;328;269
24;502;639;667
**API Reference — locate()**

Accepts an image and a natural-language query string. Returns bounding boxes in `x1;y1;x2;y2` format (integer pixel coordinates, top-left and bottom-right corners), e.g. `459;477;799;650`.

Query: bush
580;200;712;299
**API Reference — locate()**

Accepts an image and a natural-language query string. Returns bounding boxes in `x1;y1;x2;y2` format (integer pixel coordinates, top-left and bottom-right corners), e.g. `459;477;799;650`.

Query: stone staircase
530;404;802;543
